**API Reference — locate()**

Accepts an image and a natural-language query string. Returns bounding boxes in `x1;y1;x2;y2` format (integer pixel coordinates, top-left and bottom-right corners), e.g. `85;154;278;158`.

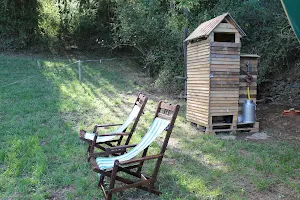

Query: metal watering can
242;100;256;123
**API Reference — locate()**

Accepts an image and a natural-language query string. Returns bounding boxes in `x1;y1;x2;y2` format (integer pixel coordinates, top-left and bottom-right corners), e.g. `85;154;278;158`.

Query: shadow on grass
0;56;81;199
0;57;141;199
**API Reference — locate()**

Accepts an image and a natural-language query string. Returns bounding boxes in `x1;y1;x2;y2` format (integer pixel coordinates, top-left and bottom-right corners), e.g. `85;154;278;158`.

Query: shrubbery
0;0;299;93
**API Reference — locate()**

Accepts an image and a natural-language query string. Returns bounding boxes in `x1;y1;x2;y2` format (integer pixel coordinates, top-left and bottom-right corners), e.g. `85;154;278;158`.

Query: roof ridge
185;13;246;42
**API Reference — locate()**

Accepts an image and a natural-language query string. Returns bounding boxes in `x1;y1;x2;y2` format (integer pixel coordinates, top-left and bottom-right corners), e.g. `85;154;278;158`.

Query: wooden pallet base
191;122;259;135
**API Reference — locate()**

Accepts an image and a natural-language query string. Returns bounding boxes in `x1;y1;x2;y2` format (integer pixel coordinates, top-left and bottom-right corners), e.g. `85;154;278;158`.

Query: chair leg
136;147;148;174
107;160;119;200
98;175;105;186
148;157;163;192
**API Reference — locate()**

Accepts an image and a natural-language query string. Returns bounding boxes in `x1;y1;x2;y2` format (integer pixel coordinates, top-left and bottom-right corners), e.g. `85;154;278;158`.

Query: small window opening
214;33;235;43
212;115;233;124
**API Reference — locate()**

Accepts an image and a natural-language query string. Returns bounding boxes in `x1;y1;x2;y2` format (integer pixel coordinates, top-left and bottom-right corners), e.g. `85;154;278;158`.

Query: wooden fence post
78;60;82;82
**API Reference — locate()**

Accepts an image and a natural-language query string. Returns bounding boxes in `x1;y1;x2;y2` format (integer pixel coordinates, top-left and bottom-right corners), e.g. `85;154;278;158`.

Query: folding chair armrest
89;151;110;158
119;154;164;165
91;132;129;142
89;144;137;158
107;143;137;151
93;123;123;133
95;123;123;128
99;132;130;137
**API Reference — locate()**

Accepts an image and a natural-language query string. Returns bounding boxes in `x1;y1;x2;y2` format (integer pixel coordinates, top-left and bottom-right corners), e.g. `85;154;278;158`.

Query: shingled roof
185;13;246;42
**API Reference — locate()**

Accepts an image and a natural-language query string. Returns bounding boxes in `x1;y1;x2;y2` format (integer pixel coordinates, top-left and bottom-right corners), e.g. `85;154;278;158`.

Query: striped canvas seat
96;118;169;170
89;102;180;200
83;105;141;143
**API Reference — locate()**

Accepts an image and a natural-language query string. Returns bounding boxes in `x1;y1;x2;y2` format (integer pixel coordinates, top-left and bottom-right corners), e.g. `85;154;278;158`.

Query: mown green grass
0;54;299;199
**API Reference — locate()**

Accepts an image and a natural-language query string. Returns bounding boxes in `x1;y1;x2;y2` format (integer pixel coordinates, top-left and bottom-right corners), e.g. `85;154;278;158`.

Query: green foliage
38;0;60;47
200;0;300;83
0;0;299;91
73;0;113;49
112;0;186;92
0;0;113;51
112;0;300;91
0;0;39;50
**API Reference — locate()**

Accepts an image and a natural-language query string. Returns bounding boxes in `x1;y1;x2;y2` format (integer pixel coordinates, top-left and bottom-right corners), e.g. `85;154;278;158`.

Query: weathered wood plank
187;111;209;119
211;77;239;81
187;71;211;75
211;93;239;98
211;97;237;101
210;42;241;48
239;75;258;79
187;48;210;55
217;23;235;29
188;39;210;47
239;82;257;87
187;57;210;63
187;100;209;105
211;57;240;62
188;65;210;69
210;46;240;51
239;94;257;99
188;104;209;112
210;112;237;116
210;109;239;113
210;64;240;68
187;60;210;66
211;83;240;87
210;60;240;65
210;54;240;59
186;116;209;126
210;68;240;72
235;32;240;43
188;87;210;91
210;103;238;107
187;47;210;53
239;90;257;95
187;90;210;95
213;27;238;33
187;96;210;102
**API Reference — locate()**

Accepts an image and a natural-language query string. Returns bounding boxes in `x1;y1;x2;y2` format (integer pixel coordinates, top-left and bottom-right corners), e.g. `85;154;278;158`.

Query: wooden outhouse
185;13;259;134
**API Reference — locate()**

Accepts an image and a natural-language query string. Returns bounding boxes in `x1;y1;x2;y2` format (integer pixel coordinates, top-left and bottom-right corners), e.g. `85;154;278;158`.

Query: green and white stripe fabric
96;117;170;170
84;105;141;143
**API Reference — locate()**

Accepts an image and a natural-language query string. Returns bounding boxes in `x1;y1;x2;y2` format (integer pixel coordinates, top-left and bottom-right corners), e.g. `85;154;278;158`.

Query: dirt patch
245;132;271;140
163;158;178;165
256;103;300;142
238;149;250;157
50;186;76;200
234;176;299;200
233;103;300;143
247;184;300;200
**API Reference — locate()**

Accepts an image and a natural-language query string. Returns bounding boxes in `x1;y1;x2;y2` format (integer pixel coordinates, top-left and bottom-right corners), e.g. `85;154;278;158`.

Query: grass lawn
0;54;299;200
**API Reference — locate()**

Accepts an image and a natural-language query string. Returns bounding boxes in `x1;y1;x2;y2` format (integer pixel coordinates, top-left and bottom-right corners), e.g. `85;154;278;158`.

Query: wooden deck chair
79;93;148;156
89;101;180;200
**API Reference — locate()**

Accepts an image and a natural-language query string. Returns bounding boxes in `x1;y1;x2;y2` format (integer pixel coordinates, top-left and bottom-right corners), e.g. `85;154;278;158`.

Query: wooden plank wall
186;39;210;127
213;23;238;33
209;42;241;124
239;56;259;113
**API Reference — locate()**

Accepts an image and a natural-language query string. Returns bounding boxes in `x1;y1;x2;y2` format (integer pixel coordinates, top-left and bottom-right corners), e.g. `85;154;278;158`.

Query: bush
1;0;299;95
112;1;186;93
112;0;300;92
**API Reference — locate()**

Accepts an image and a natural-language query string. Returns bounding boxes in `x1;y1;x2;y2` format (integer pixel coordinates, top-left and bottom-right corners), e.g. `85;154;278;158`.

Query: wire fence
0;56;141;89
0;75;38;88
